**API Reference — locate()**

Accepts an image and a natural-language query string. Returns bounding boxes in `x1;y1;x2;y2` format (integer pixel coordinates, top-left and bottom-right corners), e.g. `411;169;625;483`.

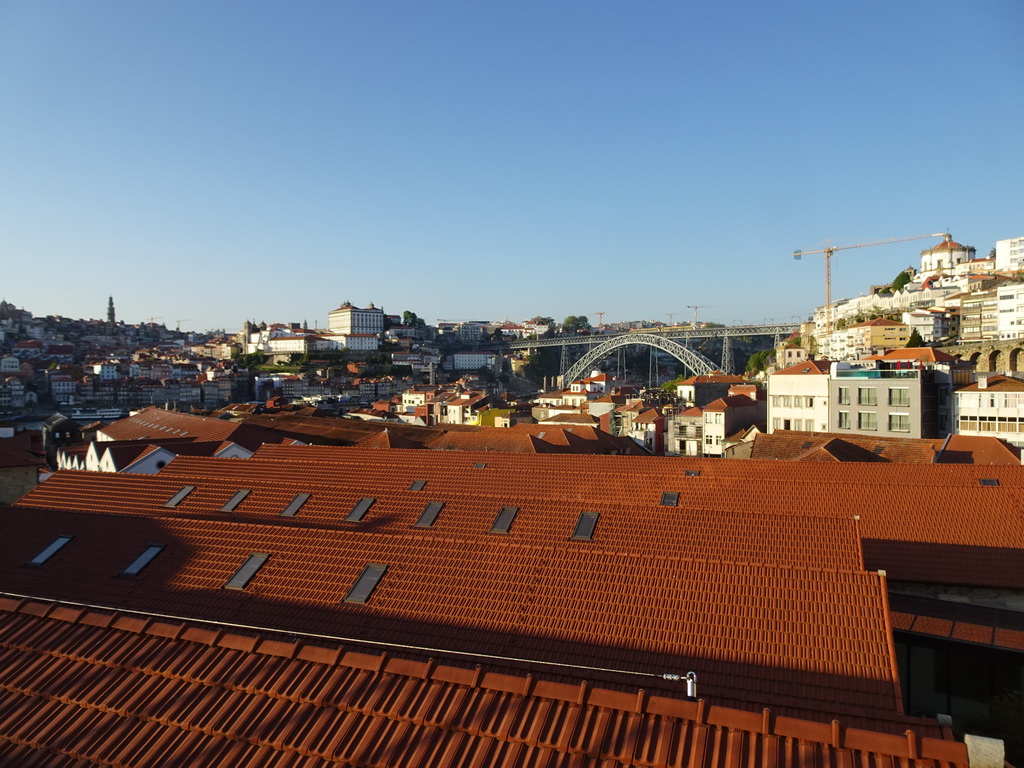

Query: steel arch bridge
561;333;717;386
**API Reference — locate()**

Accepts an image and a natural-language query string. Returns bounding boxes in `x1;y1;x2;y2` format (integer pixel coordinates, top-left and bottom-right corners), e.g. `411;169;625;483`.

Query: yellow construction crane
175;318;191;332
793;232;947;334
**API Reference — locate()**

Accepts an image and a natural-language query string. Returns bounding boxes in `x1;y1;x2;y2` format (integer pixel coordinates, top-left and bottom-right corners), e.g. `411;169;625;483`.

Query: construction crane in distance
593;311;605;332
685;305;715;326
175;319;191;332
793;232;947;335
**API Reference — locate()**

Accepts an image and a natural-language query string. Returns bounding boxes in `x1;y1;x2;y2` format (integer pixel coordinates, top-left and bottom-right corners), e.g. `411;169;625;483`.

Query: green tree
745;350;773;374
906;328;924;347
402;310;426;327
891;269;912;293
562;315;591;333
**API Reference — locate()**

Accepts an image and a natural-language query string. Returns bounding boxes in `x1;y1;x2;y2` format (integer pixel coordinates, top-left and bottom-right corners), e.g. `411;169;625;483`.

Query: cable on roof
0;590;685;683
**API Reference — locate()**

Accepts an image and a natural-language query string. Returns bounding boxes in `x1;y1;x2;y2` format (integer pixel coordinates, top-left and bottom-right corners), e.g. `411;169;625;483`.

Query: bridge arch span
561;334;717;386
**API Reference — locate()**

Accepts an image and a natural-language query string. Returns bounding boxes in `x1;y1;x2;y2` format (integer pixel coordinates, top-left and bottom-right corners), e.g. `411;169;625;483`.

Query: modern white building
994;235;1024;273
996;282;1024;341
901;308;959;343
767;360;836;433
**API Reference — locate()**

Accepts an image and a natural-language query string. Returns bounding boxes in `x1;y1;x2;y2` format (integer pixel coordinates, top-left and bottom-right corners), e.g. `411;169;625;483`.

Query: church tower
107;296;116;326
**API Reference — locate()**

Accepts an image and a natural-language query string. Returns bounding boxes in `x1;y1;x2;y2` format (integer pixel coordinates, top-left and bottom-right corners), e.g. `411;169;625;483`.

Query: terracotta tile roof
0;443;43;469
99;407;287;451
771;360;832;376
933;434;1021;464
10;449;1024;735
956;374;1024;392
703;395;759;412
678;374;746;385
354;429;427;450
0;597;967;768
867;348;959;363
0;497;902;728
751;431;1020;466
242;412;455;446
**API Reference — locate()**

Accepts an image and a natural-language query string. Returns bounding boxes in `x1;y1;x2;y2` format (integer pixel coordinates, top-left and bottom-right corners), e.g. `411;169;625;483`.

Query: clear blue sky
1;1;1021;333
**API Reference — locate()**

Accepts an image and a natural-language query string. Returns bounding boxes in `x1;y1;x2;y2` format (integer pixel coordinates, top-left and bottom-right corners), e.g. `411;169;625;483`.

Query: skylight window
345;497;376;522
280;493;311;517
164;485;195;508
414;501;444;528
684;470;701;477
979;478;1000;487
571;512;599;540
473;462;487;469
120;544;165;577
409;480;426;491
27;535;73;566
224;553;270;590
660;492;679;507
344;564;388;604
490;506;518;533
220;489;251;512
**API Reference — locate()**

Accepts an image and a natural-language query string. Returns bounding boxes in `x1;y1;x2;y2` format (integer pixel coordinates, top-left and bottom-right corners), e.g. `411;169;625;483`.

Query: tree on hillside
891;269;912;293
906;328;924;347
402;310;426;327
745;350;773;374
562;315;591;333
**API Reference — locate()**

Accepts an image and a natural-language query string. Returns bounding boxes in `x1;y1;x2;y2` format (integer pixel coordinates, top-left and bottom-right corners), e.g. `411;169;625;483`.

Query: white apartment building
901;309;958;343
767;360;837;433
954;374;1024;448
997;283;1024;341
995;235;1024;273
327;302;385;336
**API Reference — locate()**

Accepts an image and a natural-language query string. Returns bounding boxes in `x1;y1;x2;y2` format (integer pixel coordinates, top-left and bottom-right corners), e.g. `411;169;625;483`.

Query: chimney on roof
978;375;988;389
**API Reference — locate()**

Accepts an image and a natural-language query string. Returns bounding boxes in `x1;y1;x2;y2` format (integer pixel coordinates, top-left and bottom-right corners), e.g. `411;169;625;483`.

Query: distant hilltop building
918;233;975;276
327;300;384;336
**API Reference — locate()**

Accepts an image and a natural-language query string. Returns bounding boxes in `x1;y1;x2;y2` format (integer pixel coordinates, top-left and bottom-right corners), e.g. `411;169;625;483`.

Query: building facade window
838;411;850;429
838;387;850;405
888;413;910;432
858;412;877;430
858;388;877;406
889;387;910;407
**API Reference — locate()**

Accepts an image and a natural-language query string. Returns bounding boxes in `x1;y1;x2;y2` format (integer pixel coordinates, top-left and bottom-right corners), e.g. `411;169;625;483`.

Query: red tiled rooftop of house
866;347;959;363
770;360;832;376
750;430;1020;466
955;374;1024;392
703;395;760;412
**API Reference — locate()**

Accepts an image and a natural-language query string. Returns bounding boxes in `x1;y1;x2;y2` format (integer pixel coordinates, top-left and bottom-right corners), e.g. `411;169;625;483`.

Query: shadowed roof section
0;597;969;768
749;430;1020;465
